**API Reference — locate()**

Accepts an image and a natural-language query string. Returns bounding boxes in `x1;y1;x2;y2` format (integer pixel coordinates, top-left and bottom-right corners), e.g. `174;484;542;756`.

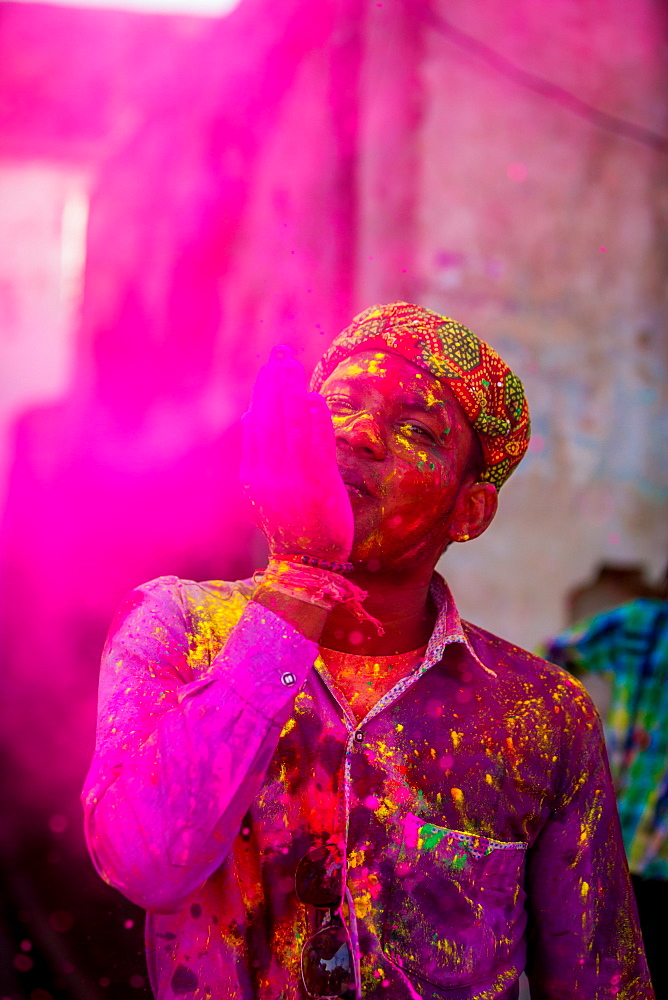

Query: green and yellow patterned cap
310;301;531;488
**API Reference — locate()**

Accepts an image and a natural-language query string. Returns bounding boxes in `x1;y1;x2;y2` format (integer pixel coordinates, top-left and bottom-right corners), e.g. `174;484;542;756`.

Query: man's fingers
281;359;310;464
251;361;287;468
261;347;310;466
269;344;294;364
247;345;312;475
251;347;306;409
242;369;354;558
240;412;257;486
308;392;337;466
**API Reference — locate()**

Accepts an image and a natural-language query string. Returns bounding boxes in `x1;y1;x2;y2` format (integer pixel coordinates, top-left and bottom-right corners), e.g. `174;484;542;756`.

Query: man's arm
83;345;353;913
524;680;654;999
82;578;322;913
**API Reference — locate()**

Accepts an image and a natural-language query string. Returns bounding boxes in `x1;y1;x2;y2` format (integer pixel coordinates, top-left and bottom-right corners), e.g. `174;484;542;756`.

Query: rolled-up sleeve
82;577;318;913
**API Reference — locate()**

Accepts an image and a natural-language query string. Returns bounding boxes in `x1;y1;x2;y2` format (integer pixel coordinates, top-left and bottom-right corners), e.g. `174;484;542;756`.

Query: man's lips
338;467;377;498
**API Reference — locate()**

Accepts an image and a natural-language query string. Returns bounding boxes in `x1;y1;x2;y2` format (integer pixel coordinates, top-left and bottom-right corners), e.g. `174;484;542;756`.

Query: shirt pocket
381;813;527;992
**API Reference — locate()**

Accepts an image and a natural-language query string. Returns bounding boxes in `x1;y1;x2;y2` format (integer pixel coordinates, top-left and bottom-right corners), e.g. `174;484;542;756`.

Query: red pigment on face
320;350;478;568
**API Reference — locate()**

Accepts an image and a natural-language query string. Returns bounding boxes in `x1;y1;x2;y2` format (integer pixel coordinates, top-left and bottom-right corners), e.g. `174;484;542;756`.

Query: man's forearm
83;595;318;912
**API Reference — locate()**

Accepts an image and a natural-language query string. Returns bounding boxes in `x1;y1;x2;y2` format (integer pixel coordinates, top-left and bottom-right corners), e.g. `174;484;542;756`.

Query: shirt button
281;671;297;687
354;731;364;743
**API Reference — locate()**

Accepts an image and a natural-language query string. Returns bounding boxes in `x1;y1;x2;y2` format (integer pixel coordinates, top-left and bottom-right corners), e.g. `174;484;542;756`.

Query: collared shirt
547;598;668;879
82;574;653;1000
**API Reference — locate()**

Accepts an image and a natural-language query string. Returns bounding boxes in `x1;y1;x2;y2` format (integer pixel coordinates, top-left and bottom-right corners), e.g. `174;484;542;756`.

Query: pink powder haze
0;0;370;990
0;0;666;995
0;0;357;829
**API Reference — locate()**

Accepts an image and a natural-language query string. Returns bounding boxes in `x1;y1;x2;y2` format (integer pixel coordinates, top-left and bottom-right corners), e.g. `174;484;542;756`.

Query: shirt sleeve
524;678;654;999
81;577;319;913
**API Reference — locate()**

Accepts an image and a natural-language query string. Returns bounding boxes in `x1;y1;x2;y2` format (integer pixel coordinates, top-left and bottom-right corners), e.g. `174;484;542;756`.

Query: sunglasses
295;843;358;999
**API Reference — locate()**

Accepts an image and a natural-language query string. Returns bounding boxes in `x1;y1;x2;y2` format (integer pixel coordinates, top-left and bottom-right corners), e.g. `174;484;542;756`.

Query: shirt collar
426;572;497;679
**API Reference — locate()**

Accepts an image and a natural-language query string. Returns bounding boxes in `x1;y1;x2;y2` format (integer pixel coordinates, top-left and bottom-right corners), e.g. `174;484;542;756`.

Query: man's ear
448;481;498;543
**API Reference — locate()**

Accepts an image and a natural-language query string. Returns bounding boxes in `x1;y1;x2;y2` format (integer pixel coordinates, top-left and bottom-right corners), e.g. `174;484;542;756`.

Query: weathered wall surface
413;0;668;649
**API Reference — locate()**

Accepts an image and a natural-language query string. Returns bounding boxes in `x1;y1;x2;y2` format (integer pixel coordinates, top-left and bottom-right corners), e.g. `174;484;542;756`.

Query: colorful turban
310;302;531;488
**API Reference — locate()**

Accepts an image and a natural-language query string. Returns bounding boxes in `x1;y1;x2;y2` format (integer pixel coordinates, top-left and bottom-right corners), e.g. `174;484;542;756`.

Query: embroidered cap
310;301;531;488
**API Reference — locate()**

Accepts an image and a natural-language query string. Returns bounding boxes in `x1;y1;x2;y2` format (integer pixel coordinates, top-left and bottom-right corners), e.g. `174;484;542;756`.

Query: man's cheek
388;462;449;500
378;494;445;540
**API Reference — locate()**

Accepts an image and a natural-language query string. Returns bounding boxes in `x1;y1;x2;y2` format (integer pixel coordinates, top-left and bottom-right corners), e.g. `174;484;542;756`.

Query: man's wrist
272;553;353;574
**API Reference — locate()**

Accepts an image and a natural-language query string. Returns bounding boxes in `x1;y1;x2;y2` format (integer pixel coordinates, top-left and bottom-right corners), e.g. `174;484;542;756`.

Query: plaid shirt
82;575;653;999
547;598;668;880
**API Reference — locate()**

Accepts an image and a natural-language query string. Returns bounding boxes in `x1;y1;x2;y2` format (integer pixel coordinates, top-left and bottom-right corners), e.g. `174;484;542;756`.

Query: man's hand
241;345;354;562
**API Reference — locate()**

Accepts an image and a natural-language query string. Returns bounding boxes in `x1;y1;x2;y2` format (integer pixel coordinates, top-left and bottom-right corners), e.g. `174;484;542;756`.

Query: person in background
548;587;668;998
83;302;654;1000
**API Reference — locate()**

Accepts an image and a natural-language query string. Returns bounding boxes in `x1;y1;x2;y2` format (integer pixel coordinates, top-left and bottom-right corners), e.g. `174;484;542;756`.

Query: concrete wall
415;0;668;649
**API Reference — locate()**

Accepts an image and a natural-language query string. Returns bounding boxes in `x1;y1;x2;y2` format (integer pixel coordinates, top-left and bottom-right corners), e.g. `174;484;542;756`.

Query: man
82;302;653;999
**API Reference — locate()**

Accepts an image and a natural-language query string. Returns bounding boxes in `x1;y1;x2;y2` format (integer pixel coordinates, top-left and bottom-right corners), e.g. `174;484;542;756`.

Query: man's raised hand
241;345;354;562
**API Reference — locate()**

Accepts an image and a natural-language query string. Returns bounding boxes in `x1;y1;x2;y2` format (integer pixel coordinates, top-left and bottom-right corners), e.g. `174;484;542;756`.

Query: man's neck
319;565;439;655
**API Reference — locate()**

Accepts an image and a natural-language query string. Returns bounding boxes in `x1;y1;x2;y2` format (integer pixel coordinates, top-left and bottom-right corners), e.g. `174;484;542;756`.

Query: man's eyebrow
323;377;446;416
398;396;446;415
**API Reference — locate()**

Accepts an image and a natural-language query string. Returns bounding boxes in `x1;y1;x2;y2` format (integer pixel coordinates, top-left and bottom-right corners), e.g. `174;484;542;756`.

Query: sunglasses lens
301;922;355;998
295;844;343;908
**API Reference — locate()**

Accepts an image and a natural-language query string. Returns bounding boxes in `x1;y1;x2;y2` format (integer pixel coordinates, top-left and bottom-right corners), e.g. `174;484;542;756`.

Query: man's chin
349;513;447;574
349;515;382;564
349;515;406;570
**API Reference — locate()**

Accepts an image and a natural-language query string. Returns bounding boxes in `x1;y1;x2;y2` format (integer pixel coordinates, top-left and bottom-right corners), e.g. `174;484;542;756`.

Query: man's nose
335;413;387;460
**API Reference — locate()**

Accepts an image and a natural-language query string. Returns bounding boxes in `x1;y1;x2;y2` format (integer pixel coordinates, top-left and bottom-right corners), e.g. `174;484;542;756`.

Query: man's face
320;350;484;571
